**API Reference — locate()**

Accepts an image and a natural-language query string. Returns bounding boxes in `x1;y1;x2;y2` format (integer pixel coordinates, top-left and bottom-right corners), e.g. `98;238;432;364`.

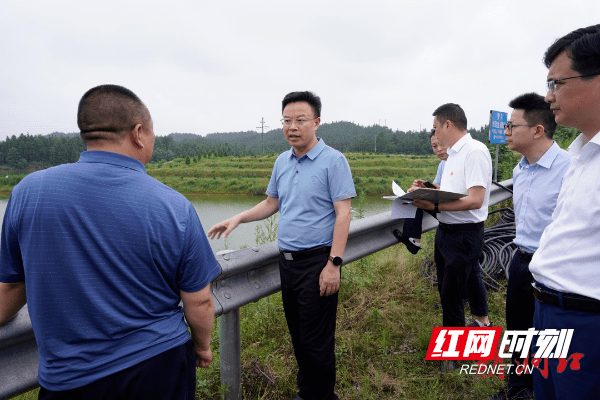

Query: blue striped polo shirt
0;151;220;390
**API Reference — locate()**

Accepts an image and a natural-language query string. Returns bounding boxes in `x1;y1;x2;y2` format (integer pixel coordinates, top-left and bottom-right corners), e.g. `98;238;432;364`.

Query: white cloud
1;0;599;140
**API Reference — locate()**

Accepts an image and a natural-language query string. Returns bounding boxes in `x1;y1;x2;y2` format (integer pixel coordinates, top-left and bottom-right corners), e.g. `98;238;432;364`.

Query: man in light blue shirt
264;137;354;251
208;91;355;400
488;93;569;400
433;159;445;187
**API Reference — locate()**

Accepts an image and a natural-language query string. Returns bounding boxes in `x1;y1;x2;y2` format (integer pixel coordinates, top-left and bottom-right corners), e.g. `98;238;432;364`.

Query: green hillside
147;153;441;196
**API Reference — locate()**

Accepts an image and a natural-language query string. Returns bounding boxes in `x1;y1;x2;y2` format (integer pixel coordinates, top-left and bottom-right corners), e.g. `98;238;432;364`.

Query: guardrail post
219;309;241;400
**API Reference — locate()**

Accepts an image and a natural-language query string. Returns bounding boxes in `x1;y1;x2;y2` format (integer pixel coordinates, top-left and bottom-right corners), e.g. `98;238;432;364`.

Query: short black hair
508;92;557;139
282;91;321;118
432;103;467;131
544;24;600;78
77;84;151;143
429;129;436;139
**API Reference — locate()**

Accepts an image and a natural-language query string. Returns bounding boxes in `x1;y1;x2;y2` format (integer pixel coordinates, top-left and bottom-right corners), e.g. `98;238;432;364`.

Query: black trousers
505;252;535;390
38;341;196;400
402;207;427;239
434;224;486;327
279;252;338;400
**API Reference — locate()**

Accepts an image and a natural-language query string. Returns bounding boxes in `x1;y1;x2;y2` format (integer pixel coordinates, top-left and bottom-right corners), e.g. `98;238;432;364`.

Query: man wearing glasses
527;24;600;399
208;91;355;400
394;129;447;254
488;93;569;400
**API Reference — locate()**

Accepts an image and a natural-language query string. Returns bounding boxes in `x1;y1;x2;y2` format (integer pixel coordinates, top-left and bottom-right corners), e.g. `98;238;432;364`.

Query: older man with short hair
0;84;220;399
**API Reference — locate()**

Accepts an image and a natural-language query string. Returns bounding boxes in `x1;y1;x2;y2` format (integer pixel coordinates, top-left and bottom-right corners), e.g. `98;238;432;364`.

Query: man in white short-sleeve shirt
411;103;492;372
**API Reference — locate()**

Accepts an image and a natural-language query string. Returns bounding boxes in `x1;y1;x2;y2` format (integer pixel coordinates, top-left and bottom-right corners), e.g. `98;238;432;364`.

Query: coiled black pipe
421;207;516;291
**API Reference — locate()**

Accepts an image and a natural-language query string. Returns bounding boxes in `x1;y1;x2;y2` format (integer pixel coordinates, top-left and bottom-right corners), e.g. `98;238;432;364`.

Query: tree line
0;122;579;174
150;122;494;162
0;133;84;169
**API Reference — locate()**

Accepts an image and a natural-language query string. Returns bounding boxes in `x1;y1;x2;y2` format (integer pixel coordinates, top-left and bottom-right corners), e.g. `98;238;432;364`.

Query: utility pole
256;117;269;155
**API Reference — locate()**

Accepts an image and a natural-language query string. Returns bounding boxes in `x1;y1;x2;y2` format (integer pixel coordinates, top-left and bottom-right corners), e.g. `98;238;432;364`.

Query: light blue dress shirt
266;138;356;251
433;160;445;186
512;142;570;253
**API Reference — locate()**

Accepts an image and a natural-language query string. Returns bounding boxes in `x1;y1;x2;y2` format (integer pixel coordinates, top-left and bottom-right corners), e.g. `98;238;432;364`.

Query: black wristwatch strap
329;255;343;266
434;203;440;214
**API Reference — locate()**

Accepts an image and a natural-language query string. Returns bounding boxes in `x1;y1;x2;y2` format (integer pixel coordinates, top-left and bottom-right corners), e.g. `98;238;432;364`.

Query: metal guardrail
0;308;39;400
0;179;513;400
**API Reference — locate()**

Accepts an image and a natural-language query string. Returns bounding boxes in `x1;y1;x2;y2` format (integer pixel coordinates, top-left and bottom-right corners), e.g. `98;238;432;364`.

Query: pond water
0;195;392;252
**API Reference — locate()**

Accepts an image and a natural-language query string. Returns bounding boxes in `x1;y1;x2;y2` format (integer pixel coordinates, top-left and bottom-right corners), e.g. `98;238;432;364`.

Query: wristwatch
328;255;343;266
434;203;440;214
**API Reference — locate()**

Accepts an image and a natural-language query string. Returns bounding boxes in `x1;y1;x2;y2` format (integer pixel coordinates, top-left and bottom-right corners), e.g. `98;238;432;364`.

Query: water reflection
0;195;392;252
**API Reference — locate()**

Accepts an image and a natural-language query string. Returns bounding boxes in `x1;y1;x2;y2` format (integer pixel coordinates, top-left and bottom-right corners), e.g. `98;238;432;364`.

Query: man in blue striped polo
0;85;220;399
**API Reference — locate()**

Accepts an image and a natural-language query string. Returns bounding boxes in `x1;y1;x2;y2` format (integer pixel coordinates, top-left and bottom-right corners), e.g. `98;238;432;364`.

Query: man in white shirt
528;24;600;399
411;103;492;372
489;93;569;400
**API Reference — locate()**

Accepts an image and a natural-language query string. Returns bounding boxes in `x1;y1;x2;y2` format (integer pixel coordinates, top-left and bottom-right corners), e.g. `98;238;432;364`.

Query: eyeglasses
546;73;600;94
280;118;317;126
504;122;534;132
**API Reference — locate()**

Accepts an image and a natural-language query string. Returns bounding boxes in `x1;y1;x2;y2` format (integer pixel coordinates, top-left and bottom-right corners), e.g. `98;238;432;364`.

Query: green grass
198;234;508;399
0;153;493;197
145;153;440;196
195;226;509;399
0;173;28;193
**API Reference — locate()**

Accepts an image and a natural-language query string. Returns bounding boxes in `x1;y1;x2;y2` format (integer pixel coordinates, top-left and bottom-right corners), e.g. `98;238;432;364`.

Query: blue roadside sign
489;110;507;144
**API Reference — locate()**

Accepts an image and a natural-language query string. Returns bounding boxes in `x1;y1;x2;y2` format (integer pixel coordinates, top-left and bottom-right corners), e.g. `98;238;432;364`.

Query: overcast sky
0;0;597;141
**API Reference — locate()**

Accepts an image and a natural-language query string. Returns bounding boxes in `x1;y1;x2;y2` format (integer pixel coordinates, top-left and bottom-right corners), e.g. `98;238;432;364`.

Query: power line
256;117;269;155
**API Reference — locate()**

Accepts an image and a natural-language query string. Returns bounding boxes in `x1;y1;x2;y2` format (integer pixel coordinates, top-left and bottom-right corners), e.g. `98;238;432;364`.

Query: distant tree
16;158;28;169
554;125;579;149
49;145;61;165
6;147;21;168
185;155;191;165
488;143;517;182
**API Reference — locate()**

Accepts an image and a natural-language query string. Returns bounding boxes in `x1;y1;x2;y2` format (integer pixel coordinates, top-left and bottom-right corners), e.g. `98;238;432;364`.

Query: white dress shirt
530;132;600;300
438;133;492;224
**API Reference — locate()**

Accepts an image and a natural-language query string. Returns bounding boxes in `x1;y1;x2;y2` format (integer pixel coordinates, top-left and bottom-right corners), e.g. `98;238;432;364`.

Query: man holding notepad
410;103;493;372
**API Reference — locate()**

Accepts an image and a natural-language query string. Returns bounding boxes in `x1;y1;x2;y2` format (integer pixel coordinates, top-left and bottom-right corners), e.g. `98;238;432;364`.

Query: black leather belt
517;249;533;263
532;282;600;313
280;245;331;261
438;221;484;232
